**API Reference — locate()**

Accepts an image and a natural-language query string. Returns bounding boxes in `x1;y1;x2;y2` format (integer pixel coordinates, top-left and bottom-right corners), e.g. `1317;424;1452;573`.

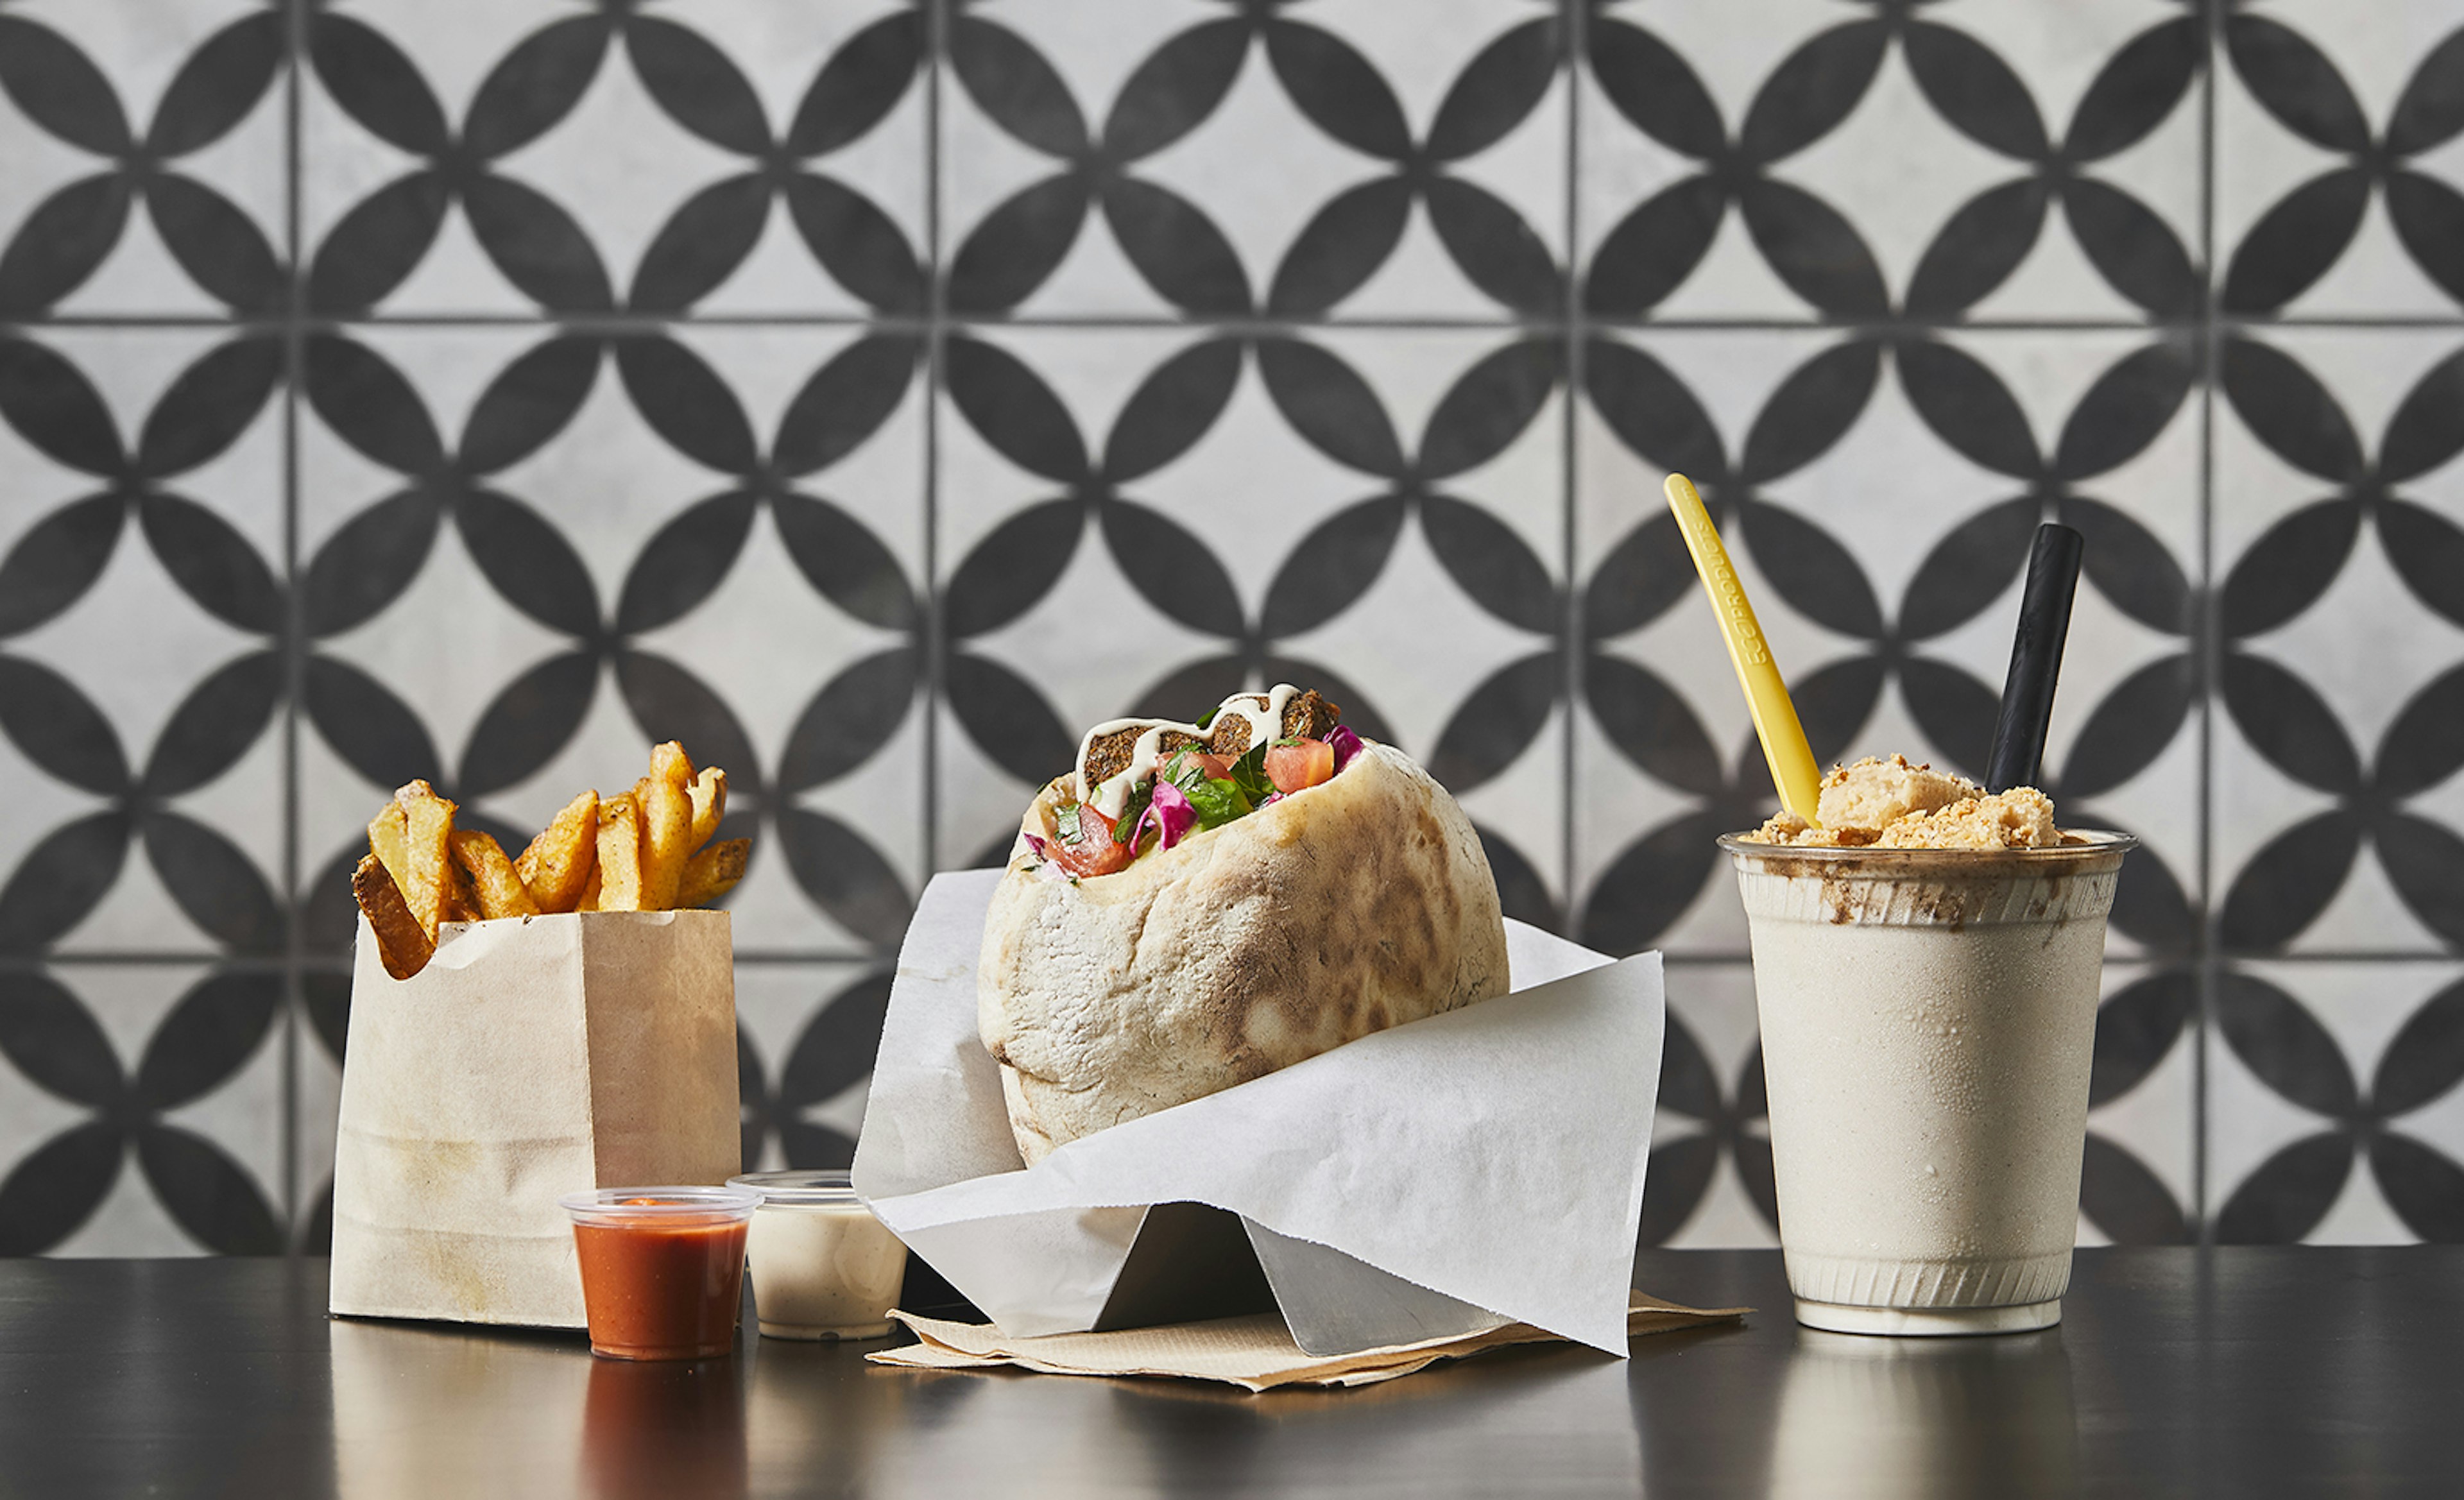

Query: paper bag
329;910;740;1329
853;872;1664;1359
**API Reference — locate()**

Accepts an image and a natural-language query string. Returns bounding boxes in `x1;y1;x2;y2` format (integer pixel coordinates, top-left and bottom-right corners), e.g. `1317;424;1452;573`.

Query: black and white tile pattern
1;1;2460;1256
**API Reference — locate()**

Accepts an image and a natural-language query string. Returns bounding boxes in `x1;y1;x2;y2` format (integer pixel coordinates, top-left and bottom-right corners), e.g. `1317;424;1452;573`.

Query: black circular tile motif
0;2;2460;1255
943;7;1564;316
0;10;287;315
1584;6;2200;318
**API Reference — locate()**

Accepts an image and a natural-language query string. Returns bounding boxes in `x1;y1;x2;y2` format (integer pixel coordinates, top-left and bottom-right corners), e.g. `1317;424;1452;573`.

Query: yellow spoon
1662;473;1824;827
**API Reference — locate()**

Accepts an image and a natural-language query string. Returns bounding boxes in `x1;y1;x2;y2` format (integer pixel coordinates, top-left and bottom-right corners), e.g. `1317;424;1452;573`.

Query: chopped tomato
1168;749;1231;783
1049;803;1133;878
1263;738;1335;794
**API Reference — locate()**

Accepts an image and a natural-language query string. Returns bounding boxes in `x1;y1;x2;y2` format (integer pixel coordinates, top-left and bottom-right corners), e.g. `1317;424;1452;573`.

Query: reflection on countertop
1766;1329;2077;1500
325;1299;1645;1500
10;1253;2456;1497
322;1286;2064;1500
329;1317;597;1499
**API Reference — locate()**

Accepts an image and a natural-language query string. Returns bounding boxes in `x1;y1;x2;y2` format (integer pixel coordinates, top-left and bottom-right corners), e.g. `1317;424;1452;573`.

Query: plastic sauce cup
728;1170;908;1341
560;1186;760;1360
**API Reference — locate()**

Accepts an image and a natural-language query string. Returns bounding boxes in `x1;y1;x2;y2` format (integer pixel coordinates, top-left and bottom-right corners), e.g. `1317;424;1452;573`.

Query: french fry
594;792;645;912
361;747;744;935
441;868;479;926
450;829;540;921
676;839;749;908
393;780;457;942
636;774;692;911
687;766;726;850
649;740;694;789
515;790;598;914
352;854;434;980
367;802;411;901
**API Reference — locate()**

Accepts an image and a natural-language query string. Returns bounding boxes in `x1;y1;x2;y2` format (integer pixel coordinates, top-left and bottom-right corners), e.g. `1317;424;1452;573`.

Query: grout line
2209;951;2464;965
2195;0;2220;1249
732;950;902;966
1561;0;1583;933
278;0;307;1254
1;955;314;970
22;312;2464;334
21;946;2447;971
922;0;946;878
0;951;896;971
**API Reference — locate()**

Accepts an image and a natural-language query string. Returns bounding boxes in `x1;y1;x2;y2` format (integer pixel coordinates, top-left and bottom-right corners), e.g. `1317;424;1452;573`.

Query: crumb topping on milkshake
1750;754;2060;850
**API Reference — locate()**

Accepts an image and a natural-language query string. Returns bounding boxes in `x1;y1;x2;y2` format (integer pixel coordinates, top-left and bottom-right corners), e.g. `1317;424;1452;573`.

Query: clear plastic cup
728;1170;908;1341
1720;833;2134;1336
559;1186;760;1360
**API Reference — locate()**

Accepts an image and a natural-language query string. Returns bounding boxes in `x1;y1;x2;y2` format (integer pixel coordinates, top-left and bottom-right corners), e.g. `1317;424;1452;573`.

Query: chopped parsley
1111;779;1154;844
1227;743;1274;805
1097;714;1344;864
1178;776;1252;829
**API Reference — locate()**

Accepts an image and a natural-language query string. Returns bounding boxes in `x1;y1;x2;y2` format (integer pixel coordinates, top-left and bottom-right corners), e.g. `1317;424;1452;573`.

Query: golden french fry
687;766;726;851
367;802;411;907
676;838;749;908
352;853;434;980
594;792;645;912
636;774;692;910
649;740;694;789
441;869;479;926
515;790;598;914
450;829;540;921
393;780;457;942
365;746;749;931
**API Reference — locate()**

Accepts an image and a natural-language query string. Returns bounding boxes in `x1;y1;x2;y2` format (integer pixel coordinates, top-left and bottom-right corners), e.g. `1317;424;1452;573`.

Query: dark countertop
1;1248;2457;1498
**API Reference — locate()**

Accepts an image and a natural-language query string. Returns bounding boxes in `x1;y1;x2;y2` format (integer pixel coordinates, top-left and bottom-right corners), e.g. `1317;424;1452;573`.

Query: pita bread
978;743;1509;1164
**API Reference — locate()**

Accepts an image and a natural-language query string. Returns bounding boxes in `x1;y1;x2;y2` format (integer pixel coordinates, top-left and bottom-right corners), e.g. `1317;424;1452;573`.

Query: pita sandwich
977;686;1509;1164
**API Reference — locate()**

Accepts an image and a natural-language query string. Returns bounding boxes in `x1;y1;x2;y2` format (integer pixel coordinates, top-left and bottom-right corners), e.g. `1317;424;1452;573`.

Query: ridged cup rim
1718;828;2138;869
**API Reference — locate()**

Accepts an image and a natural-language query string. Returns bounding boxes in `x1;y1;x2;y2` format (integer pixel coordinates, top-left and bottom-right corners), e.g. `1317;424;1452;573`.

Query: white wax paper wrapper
851;871;1664;1356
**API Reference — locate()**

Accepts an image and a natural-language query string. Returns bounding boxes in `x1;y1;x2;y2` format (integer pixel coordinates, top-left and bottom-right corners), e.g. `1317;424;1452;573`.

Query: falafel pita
979;686;1509;1164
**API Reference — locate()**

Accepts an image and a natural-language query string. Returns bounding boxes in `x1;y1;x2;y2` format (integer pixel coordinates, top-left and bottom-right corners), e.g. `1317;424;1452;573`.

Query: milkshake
1725;756;2132;1336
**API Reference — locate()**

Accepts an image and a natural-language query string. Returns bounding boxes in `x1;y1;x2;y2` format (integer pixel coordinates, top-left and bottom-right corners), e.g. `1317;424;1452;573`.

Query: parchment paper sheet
870;1291;1749;1391
852;872;1666;1355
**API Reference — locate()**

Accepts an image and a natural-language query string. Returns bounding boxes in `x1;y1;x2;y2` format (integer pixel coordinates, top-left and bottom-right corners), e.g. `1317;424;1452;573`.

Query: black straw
1986;524;2085;794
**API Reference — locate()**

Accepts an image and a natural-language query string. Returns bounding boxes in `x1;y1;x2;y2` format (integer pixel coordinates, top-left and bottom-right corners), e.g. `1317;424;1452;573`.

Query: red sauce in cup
561;1188;758;1360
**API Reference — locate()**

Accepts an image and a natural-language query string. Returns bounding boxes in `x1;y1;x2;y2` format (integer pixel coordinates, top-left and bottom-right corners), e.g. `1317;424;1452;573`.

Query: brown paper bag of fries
327;909;740;1328
329;744;747;1329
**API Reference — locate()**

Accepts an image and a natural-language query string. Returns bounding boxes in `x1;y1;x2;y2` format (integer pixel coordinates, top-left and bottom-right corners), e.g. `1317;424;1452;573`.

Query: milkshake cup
1719;832;2134;1336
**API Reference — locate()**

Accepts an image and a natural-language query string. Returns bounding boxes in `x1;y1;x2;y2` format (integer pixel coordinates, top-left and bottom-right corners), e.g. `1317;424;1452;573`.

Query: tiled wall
1;1;2460;1256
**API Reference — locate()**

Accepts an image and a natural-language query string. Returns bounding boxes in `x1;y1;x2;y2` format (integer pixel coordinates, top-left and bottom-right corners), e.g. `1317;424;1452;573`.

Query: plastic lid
559;1185;761;1225
727;1169;861;1206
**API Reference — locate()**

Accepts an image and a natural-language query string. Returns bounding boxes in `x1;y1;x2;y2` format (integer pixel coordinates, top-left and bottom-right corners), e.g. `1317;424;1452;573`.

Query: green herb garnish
1112;780;1154;844
1108;733;1283;857
1179;776;1253;829
1195;707;1216;729
1228;743;1274;804
1055;802;1084;844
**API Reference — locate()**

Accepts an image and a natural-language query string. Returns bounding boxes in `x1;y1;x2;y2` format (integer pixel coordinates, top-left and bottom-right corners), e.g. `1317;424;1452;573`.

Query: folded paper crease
852;871;1666;1356
868;1291;1748;1392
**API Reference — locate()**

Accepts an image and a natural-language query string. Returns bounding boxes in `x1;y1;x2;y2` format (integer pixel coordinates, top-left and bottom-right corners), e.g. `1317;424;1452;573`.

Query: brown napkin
867;1291;1749;1392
